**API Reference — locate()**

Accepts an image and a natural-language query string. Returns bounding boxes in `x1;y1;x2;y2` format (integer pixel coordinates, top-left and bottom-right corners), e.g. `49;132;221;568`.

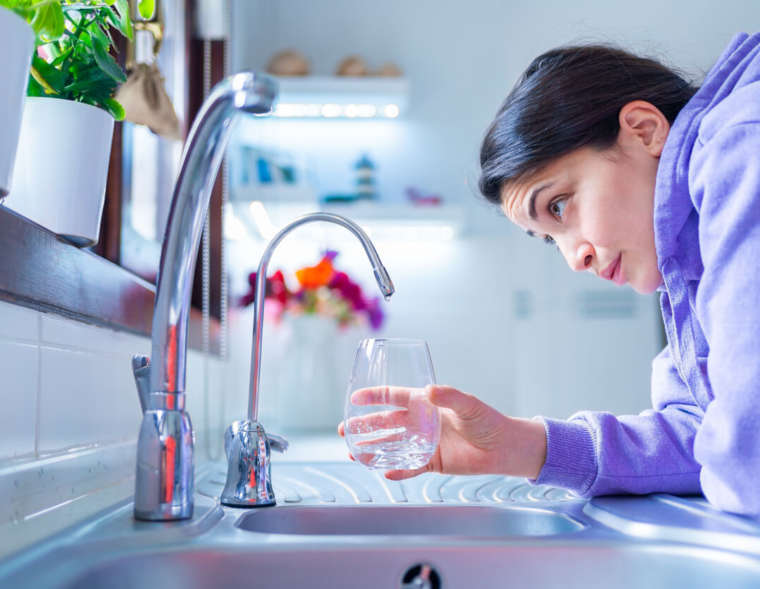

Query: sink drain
401;563;441;589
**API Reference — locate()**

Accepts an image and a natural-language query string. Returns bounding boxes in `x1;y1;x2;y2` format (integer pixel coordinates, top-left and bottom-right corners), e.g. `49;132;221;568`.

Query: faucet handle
224;419;289;458
131;355;151;413
266;432;289;453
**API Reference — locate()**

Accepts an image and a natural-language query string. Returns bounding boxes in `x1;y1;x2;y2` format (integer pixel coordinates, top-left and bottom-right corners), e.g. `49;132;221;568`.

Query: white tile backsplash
38;346;141;452
0;301;227;458
0;300;39;342
40;313;149;356
0;341;38;459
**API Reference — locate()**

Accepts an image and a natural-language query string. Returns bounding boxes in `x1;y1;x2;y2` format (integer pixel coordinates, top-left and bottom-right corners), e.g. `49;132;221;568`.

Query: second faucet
220;212;395;507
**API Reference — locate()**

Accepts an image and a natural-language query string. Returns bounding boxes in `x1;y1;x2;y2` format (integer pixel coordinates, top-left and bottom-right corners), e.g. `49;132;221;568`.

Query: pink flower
239;251;385;330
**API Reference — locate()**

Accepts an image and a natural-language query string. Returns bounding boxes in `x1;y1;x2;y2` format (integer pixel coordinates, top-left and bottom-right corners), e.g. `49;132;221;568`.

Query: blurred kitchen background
121;0;757;440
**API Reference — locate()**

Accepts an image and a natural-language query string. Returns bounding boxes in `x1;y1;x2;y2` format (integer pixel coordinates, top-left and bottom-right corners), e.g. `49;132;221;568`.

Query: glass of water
344;338;441;470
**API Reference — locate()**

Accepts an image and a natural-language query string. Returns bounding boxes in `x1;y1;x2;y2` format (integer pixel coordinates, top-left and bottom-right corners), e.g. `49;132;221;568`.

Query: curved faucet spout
248;212;395;421
150;72;277;395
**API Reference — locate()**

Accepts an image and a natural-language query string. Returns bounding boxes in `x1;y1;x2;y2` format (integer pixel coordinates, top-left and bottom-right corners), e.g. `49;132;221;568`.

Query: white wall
226;0;756;420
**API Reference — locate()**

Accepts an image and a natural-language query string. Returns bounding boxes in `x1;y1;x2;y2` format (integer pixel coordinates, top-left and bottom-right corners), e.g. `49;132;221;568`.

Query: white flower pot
0;8;34;199
277;315;368;433
6;97;115;246
228;309;370;434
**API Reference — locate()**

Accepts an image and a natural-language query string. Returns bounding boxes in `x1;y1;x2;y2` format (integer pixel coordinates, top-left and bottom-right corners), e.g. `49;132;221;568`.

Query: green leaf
77;28;93;49
64;78;116;100
68;61;113;88
104;97;125;121
92;35;125;82
0;0;23;14
49;46;73;66
102;6;122;34
26;74;45;97
137;0;154;20
30;1;64;39
108;0;132;40
31;53;67;93
89;19;112;49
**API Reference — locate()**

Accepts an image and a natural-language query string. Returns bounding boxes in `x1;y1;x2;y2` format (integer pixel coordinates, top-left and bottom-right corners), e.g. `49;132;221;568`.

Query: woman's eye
549;198;567;219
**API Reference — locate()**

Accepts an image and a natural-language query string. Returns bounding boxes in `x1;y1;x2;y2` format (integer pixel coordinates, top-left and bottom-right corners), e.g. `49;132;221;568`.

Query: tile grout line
34;309;42;459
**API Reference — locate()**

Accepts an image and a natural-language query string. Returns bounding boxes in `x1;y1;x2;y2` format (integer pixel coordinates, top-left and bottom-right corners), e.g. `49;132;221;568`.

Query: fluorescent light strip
273;103;399;119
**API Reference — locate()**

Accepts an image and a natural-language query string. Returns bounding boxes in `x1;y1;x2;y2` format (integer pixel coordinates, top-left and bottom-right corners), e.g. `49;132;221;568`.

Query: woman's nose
567;242;594;272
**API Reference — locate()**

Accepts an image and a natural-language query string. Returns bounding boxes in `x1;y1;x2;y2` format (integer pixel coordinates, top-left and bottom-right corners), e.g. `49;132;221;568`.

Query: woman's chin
628;271;663;295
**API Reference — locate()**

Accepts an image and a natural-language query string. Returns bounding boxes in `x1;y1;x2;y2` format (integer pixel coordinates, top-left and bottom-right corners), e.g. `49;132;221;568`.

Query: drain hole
401;563;441;589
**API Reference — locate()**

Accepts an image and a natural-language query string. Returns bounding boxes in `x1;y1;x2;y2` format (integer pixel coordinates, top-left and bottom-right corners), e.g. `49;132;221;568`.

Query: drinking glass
344;338;441;470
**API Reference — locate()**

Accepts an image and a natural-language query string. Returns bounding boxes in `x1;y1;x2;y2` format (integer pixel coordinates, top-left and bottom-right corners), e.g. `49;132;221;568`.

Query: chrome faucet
131;72;277;521
220;213;395;507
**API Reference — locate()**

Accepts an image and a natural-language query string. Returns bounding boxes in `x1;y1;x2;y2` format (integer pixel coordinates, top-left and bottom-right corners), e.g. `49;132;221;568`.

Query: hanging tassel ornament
115;0;181;140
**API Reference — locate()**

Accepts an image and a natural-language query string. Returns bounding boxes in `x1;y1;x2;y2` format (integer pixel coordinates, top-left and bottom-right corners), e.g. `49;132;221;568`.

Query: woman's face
500;101;668;295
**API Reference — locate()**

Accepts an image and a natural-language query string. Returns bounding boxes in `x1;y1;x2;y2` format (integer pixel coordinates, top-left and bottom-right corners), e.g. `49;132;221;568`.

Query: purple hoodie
532;32;760;515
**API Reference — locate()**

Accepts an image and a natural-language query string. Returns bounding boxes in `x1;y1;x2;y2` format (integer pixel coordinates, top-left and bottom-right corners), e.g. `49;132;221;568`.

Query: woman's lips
611;255;625;285
601;254;624;285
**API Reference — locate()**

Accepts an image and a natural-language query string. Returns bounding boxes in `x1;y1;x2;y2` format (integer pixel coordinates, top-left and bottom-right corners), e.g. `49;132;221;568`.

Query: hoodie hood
653;32;760;262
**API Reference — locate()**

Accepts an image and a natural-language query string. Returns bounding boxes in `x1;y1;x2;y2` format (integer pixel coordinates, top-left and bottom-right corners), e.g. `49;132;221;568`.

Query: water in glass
344;338;441;470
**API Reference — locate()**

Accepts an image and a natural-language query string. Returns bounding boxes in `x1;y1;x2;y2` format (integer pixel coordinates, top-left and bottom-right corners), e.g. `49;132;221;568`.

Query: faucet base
220;498;276;508
133;407;194;521
134;502;193;521
220;420;277;507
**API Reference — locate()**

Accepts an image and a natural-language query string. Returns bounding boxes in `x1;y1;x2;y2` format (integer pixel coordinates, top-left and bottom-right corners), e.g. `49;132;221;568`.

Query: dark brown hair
479;44;698;204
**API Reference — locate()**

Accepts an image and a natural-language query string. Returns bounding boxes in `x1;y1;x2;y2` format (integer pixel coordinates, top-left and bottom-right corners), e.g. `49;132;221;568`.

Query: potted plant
4;0;137;246
0;2;35;200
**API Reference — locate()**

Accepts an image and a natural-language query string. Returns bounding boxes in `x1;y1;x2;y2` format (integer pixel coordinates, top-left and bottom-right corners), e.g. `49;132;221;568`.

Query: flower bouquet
241;250;385;331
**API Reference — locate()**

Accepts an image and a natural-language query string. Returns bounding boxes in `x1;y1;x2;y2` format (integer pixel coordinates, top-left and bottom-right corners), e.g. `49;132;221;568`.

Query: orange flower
295;256;334;289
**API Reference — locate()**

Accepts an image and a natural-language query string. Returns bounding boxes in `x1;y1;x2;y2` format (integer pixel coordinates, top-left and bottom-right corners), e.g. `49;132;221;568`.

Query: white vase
227;309;370;434
276;315;368;433
0;8;34;199
276;315;339;432
6;97;115;246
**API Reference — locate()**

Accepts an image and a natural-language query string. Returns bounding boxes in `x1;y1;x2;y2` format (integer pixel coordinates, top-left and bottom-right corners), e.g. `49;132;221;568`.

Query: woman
339;32;760;515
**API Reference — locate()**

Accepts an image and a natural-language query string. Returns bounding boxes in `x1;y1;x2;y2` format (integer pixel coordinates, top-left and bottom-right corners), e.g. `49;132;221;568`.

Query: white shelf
272;76;409;118
226;200;467;242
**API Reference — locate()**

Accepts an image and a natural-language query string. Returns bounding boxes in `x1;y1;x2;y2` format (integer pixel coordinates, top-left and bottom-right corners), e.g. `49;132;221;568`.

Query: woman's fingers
383;463;432;480
428;385;480;418
354;430;407;448
350;386;419;407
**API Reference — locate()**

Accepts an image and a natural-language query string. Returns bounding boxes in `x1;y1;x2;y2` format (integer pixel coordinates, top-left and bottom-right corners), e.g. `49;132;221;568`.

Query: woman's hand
337;385;547;481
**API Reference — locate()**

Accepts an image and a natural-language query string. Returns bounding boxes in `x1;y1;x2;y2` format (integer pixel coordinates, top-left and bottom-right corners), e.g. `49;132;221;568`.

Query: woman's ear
618;100;670;157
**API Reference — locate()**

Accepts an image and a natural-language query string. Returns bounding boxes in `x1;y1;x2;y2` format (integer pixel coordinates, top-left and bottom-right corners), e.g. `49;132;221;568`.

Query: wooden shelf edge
0;205;220;355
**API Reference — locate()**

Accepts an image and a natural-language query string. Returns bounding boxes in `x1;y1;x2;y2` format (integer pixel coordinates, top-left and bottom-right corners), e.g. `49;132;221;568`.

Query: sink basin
57;544;760;589
4;462;760;589
236;504;585;537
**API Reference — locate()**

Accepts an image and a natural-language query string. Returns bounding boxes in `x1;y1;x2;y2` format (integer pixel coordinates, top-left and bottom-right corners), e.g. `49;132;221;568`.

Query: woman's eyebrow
528;182;554;220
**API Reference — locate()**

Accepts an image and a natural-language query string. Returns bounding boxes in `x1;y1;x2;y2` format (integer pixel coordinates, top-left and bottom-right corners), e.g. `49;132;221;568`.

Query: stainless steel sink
54;543;760;589
3;461;760;589
235;504;585;537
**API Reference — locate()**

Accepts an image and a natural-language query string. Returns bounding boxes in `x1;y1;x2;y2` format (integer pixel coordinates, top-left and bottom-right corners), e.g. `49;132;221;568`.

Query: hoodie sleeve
532;345;703;496
689;119;760;515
